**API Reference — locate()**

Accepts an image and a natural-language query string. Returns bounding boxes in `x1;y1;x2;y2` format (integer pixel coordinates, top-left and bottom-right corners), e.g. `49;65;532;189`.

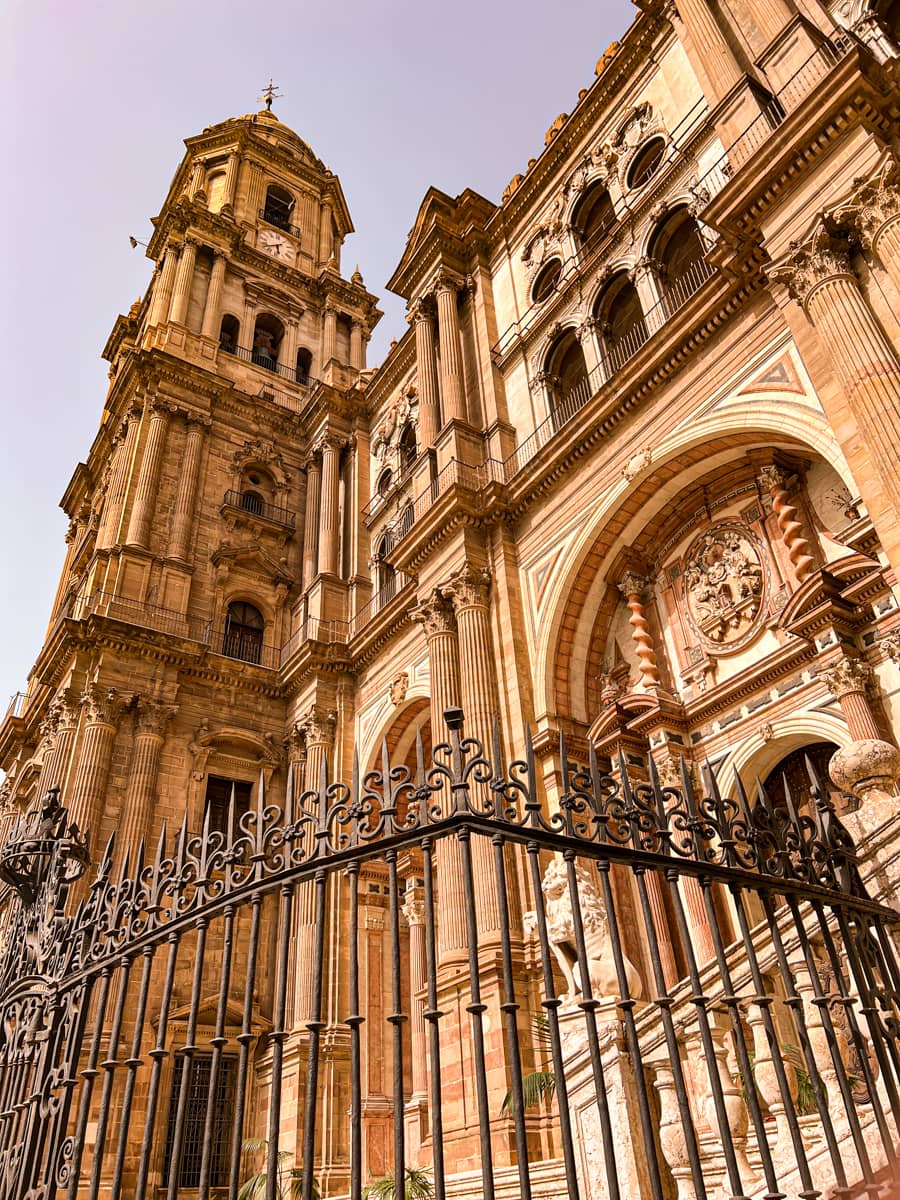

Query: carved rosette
411;590;457;639
680;523;766;653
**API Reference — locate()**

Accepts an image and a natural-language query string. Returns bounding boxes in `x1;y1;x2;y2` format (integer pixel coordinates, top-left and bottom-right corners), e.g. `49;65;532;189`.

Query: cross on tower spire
258;80;282;111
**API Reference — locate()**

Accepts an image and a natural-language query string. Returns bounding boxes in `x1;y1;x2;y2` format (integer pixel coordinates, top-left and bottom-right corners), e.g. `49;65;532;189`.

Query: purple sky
0;0;633;710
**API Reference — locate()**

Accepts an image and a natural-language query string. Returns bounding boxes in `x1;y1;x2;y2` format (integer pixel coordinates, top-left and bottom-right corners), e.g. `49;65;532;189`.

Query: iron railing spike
616;746;634;803
782;773;802;828
733;770;753;828
286;760;294;813
415;725;425;787
492;718;503;777
803;751;826;800
647;754;669;828
755;776;776;818
678;754;699;819
701;758;721;802
258;767;266;809
227;783;236;844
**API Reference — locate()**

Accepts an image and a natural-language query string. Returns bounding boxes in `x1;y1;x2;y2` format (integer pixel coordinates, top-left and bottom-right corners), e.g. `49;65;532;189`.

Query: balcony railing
211;629;280;670
696;33;854;198
220;342;309;384
280;617;350;665
258;207;301;239
79;591;211;642
222;490;296;528
349;573;414;637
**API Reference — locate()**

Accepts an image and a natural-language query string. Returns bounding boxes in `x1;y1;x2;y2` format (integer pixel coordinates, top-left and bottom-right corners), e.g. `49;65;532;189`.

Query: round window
531;259;563;304
626;137;665;190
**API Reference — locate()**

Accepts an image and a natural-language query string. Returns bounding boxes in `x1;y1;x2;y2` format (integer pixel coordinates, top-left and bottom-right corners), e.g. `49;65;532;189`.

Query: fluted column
222;153;238;213
402;884;428;1101
758;465;814;582
96;407;140;550
412;592;464;959
444;565;509;938
618;572;661;689
69;685;123;840
127;401;173;548
409;297;440;448
200;251;227;340
303;454;322;586
662;0;744;106
37;693;80;795
168;239;198;326
293;710;335;1023
118;698;176;857
148;245;179;327
820;657;882;742
319;202;334;265
318;438;341;577
322;303;338;366
776;227;900;563
167;415;209;561
435;273;467;425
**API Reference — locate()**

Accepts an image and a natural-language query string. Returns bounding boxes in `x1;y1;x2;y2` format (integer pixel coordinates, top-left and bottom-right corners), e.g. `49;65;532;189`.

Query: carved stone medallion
681;523;766;653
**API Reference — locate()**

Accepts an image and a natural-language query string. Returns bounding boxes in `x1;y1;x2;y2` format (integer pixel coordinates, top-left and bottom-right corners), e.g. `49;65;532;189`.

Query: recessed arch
531;404;857;726
571;179;616;250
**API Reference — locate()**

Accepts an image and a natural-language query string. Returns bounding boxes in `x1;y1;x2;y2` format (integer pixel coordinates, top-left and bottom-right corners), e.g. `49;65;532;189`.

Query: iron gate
0;708;898;1200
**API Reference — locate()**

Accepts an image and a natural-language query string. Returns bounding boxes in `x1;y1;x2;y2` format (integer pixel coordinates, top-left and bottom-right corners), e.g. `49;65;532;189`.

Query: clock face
259;228;296;264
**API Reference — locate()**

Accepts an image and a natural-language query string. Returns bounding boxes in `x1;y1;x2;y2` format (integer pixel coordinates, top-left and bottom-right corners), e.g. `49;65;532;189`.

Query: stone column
409;297;441;448
37;693;80;795
318;438;341;577
118;698;176;857
444;564;510;939
775;227;900;568
293;710;335;1024
618;572;661;689
435;273;467;425
222;153;239;214
402;883;428;1102
303;453;322;586
663;0;744;106
148;245;179;327
322;303;338;366
168;238;198;327
167;415;209;561
319;202;334;265
280;319;299;375
412;591;465;959
200;251;227;340
758;465;814;582
349;320;365;370
69;685;123;840
630;257;665;333
820;657;882;742
127;401;173;549
96;409;139;551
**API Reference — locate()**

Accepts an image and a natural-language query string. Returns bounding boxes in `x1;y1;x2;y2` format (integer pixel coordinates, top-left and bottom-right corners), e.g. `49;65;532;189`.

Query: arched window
252;314;284;371
398;502;414;539
223;601;265;665
219;314;240;354
650;208;708;284
571;182;616;250
531;259;562;303
594;273;647;371
545;329;589;423
296;347;313;386
377;468;393;498
262;184;295;232
398;422;417;472
626;137;666;190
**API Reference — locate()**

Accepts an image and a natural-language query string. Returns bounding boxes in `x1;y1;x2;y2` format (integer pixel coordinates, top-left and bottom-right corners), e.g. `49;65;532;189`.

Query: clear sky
0;0;633;710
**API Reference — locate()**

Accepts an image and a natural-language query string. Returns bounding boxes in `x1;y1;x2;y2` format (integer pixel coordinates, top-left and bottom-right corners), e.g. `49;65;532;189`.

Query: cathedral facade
4;1;900;1197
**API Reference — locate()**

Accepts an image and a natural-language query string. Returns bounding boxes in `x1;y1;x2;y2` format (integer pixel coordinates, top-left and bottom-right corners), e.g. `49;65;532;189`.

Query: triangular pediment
211;539;294;585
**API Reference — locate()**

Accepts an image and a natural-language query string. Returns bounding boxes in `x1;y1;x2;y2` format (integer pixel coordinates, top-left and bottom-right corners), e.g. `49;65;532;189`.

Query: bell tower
0;96;380;861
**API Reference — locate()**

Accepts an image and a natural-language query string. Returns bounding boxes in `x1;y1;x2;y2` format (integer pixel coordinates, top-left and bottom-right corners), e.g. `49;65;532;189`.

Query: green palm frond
238;1137;320;1200
501;1069;556;1114
362;1166;434;1199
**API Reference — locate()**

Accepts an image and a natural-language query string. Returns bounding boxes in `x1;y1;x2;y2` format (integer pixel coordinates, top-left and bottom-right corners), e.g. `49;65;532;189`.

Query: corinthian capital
618;571;653;600
295;706;336;748
82;684;125;728
771;225;856;307
411;589;457;638
134;696;178;738
841;168;900;248
406;295;436;325
443;563;492;612
821;656;873;699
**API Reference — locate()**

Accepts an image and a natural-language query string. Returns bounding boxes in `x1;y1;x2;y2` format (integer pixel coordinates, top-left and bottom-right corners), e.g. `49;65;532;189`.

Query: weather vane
258;80;282;111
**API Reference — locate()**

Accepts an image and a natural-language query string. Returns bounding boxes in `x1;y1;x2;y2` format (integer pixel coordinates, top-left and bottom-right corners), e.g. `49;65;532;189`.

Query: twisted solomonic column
758;466;814;582
618;572;661;690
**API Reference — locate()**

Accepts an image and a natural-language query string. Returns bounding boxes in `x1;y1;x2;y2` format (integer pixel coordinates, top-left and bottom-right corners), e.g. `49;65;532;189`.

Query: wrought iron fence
0;712;898;1200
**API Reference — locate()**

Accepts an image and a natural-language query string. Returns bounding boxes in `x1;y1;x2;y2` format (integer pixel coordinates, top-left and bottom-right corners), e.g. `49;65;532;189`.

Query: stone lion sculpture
537;858;643;1003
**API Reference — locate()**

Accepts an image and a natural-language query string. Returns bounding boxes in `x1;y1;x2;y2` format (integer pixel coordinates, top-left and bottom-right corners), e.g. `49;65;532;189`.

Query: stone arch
714;714;852;798
532;404;855;726
360;694;432;777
